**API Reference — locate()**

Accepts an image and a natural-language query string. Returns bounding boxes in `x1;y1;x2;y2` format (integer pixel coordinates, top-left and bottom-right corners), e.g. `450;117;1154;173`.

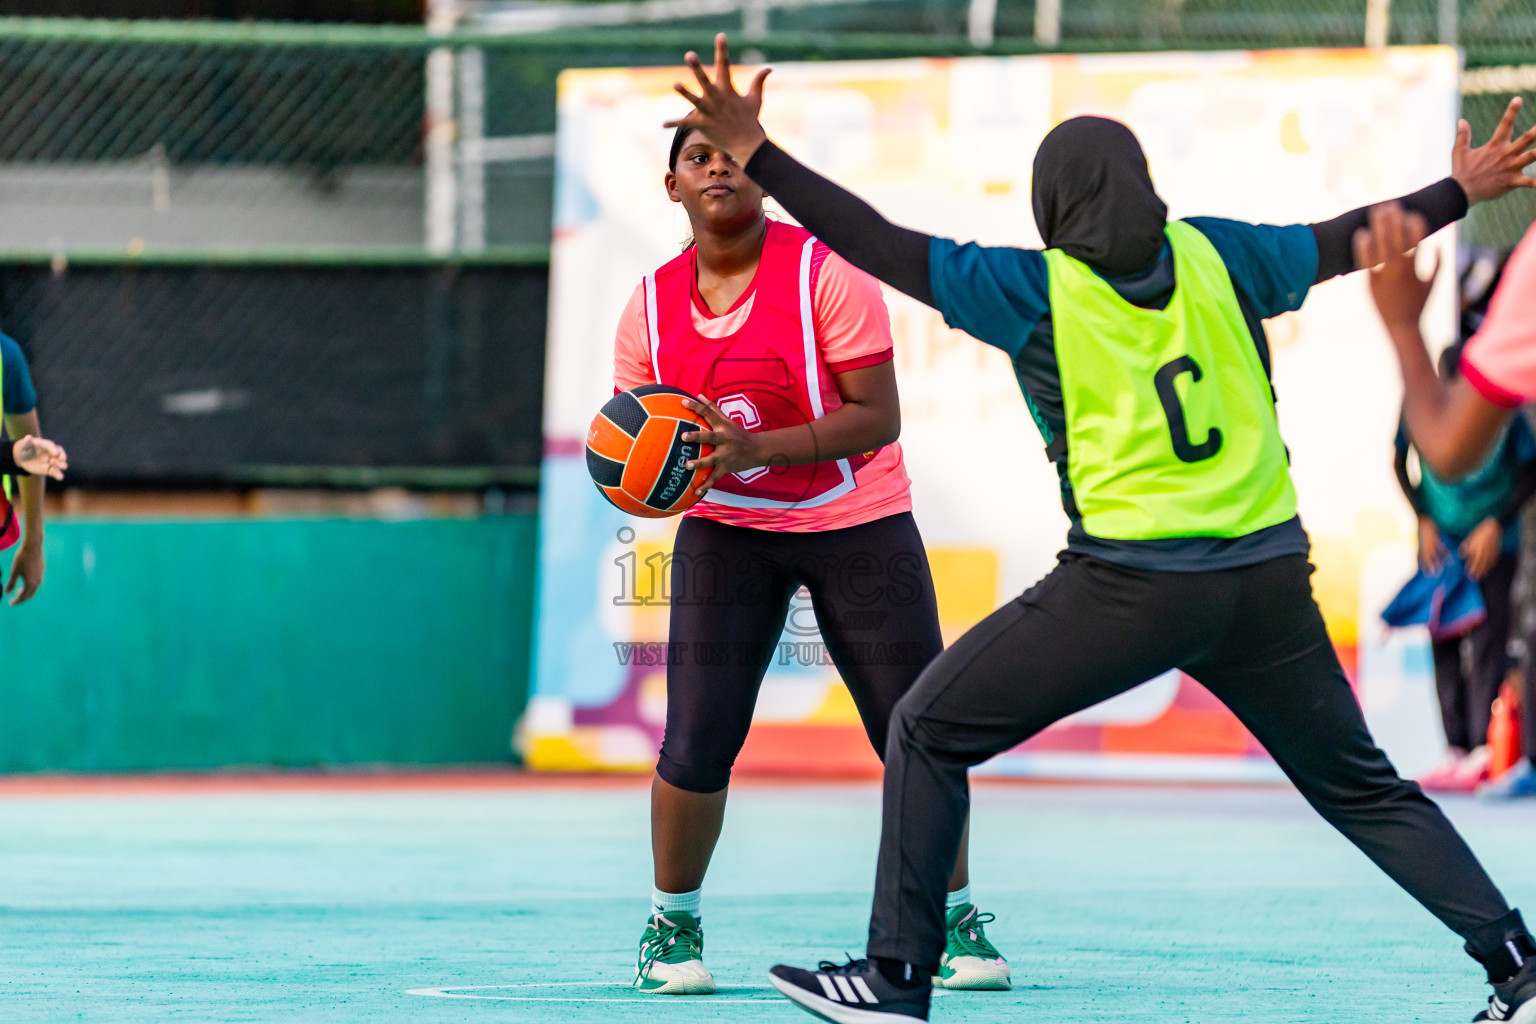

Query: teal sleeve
0;335;37;415
1184;218;1318;319
927;237;1050;359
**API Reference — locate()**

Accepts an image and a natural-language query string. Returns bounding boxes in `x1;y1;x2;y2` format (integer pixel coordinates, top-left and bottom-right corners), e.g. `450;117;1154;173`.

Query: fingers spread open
1353;226;1375;271
1514;121;1536;154
1366;203;1395;258
1381;202;1410;255
1493;96;1521;143
673;83;706;110
714;33;733;92
684;51;714;93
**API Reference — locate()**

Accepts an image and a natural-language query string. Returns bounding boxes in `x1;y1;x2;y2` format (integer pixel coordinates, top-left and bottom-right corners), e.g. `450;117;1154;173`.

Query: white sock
652;887;702;921
946;883;972;910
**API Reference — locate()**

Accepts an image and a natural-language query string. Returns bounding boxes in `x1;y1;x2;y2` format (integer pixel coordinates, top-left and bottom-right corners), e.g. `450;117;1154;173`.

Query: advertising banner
529;47;1460;781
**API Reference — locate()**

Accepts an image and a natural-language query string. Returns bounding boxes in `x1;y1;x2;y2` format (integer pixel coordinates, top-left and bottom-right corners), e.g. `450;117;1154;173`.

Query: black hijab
1032;116;1169;278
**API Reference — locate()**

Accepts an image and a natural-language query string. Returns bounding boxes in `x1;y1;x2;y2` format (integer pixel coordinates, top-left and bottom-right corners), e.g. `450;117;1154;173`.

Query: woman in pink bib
617;125;1010;996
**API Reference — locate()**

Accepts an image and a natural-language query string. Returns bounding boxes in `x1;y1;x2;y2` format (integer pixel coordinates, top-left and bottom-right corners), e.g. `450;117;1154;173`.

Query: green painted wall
0;516;537;771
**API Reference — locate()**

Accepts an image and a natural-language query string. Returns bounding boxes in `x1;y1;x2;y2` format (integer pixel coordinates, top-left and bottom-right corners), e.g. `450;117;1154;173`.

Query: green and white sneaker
635;911;716;994
934;903;1011;991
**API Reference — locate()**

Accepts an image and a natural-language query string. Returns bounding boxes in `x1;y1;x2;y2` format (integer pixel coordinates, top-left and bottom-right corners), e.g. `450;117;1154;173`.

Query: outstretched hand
1353;202;1435;335
665;33;771;168
12;435;66;481
1453;96;1536;205
681;394;767;494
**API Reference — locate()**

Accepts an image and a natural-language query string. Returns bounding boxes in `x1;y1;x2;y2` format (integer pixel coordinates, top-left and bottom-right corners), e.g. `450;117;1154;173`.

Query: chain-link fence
0;24;429;253
0;258;546;484
0;10;1532;482
0;11;1532;255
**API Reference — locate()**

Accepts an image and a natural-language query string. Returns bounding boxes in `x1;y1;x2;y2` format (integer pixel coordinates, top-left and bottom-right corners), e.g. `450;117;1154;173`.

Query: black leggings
867;553;1514;972
1432;551;1517;751
657;512;944;794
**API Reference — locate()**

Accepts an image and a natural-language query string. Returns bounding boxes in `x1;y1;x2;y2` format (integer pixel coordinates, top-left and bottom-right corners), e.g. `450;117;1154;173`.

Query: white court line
406;980;955;1003
406;980;778;1003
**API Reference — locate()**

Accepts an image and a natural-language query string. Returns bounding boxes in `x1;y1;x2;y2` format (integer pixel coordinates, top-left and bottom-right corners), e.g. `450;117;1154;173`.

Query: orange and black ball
585;384;714;517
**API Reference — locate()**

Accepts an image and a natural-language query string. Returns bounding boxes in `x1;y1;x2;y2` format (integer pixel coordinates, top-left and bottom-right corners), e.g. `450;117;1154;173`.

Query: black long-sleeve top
743;140;1468;308
740;139;1471;572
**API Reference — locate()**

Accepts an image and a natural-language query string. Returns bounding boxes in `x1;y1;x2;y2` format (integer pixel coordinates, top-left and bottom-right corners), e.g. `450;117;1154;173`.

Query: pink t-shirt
612;248;913;532
1462;221;1536;408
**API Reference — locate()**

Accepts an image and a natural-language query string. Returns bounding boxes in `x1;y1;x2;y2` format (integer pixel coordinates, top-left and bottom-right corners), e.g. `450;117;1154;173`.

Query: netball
586;384;714;517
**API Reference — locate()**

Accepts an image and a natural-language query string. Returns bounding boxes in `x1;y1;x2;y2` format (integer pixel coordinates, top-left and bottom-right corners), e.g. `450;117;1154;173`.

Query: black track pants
657;512;944;794
1432;551;1517;751
867;553;1512;971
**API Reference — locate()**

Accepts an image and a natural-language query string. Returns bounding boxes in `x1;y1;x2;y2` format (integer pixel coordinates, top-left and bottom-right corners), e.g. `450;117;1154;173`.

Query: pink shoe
1420;750;1472;792
1447;747;1493;792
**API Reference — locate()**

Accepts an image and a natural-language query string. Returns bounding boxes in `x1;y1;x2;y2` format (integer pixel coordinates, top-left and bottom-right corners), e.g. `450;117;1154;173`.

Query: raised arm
1313;98;1536;283
1357;203;1512;478
668;34;937;306
745;143;935;305
1311;179;1466;283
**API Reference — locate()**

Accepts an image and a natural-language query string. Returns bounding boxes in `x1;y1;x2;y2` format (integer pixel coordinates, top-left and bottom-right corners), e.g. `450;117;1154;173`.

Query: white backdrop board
528;47;1460;780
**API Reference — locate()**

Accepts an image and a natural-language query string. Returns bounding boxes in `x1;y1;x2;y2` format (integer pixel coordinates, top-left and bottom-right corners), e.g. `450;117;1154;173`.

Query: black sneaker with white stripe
769;958;930;1023
1475;959;1536;1023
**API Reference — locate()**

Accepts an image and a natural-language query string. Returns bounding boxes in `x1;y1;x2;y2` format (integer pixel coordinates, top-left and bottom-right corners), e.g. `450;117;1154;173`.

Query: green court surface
1;777;1532;1023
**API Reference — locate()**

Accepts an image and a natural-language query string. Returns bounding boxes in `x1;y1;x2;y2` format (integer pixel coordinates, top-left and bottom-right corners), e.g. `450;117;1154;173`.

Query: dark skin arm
680;361;900;495
1356;202;1512;478
1395;437;1450;573
1461;454;1536;580
4;410;51;605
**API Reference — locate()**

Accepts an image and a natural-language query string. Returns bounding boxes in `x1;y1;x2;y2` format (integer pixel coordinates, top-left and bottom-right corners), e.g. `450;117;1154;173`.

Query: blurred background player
0;330;51;605
1363;199;1536;808
671;37;1536;1024
1392;338;1536;794
617;124;1009;996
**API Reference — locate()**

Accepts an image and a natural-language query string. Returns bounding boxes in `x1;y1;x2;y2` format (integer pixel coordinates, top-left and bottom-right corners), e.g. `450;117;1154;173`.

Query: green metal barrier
0;515;536;772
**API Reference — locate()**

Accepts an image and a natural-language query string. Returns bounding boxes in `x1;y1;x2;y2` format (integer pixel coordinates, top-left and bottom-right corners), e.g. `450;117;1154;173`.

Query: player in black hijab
667;35;1536;1024
1031;116;1168;277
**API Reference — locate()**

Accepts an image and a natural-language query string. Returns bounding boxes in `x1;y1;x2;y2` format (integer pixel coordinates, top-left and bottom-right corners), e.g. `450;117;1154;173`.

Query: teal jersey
928;217;1316;571
1399;416;1536;552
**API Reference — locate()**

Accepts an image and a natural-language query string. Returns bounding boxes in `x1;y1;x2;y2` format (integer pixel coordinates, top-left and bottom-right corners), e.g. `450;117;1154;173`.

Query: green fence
0;515;536;771
0;12;1533;257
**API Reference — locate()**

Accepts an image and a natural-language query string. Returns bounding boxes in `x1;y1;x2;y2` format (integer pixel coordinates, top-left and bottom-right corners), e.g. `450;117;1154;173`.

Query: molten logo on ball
585;384;714;518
